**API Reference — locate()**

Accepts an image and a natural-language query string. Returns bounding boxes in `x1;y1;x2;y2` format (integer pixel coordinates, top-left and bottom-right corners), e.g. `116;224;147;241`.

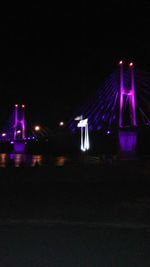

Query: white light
129;62;134;67
74;115;83;121
2;133;6;137
76;117;90;152
77;119;88;127
35;126;40;131
17;130;21;134
59;121;64;126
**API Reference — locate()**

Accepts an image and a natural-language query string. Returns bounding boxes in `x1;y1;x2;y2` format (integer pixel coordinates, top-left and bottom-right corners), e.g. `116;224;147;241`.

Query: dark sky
0;1;150;129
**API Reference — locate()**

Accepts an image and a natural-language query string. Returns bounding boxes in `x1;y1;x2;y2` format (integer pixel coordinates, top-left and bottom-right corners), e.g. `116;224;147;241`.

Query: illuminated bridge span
69;61;150;133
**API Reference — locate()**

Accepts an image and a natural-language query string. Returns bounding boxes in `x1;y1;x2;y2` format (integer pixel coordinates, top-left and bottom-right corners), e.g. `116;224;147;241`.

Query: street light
34;125;40;131
59;121;64;126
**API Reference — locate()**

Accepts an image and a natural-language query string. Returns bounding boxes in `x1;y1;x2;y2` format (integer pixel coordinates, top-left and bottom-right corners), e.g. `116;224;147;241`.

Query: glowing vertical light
119;61;137;128
22;104;26;139
129;63;137;126
81;125;84;151
77;117;90;151
13;104;26;140
119;61;124;128
85;122;90;150
80;115;84;151
14;104;18;140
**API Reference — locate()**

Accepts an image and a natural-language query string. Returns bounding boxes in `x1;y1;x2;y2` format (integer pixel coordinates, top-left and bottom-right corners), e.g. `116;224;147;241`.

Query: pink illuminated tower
14;104;26;140
119;61;137;128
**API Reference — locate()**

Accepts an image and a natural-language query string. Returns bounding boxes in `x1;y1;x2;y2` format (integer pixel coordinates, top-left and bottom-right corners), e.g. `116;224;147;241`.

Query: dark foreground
1;222;150;266
0;159;150;266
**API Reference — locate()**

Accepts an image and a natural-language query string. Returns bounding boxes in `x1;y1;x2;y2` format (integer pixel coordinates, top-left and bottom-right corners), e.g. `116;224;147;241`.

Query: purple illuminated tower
14;104;26;140
119;61;137;128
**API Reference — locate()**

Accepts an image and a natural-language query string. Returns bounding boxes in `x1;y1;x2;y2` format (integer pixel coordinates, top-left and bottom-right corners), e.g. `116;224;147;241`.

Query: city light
22;104;25;108
17;130;21;134
59;121;64;126
119;60;123;65
2;133;6;137
34;125;40;131
15;104;18;107
129;62;134;67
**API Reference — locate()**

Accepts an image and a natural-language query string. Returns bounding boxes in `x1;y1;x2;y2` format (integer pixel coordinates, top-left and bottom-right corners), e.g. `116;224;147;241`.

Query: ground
0;160;150;266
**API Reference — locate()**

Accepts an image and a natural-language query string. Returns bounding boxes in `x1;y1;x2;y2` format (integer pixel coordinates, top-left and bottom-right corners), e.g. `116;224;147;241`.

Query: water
0;153;105;168
0;153;69;168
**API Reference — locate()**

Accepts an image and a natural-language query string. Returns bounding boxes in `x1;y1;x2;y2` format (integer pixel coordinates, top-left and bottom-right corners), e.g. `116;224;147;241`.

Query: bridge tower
14;104;26;140
118;61;137;159
119;61;137;128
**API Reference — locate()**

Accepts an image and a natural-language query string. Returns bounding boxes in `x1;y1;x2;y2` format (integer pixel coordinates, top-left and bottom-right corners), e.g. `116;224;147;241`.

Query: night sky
0;1;150;129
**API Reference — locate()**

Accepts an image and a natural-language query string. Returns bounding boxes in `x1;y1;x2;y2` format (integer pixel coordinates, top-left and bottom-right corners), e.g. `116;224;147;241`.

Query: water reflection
55;156;68;166
10;154;26;167
0;153;7;168
0;153;68;168
32;155;42;167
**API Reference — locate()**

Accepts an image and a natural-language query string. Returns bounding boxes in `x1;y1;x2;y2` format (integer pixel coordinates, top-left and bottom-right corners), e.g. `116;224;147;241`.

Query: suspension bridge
69;60;150;133
0;60;150;155
0;104;49;142
68;60;150;158
0;104;50;152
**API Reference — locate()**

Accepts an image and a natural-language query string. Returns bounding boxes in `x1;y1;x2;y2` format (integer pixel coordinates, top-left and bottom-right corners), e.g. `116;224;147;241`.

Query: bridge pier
118;130;137;160
13;141;26;153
